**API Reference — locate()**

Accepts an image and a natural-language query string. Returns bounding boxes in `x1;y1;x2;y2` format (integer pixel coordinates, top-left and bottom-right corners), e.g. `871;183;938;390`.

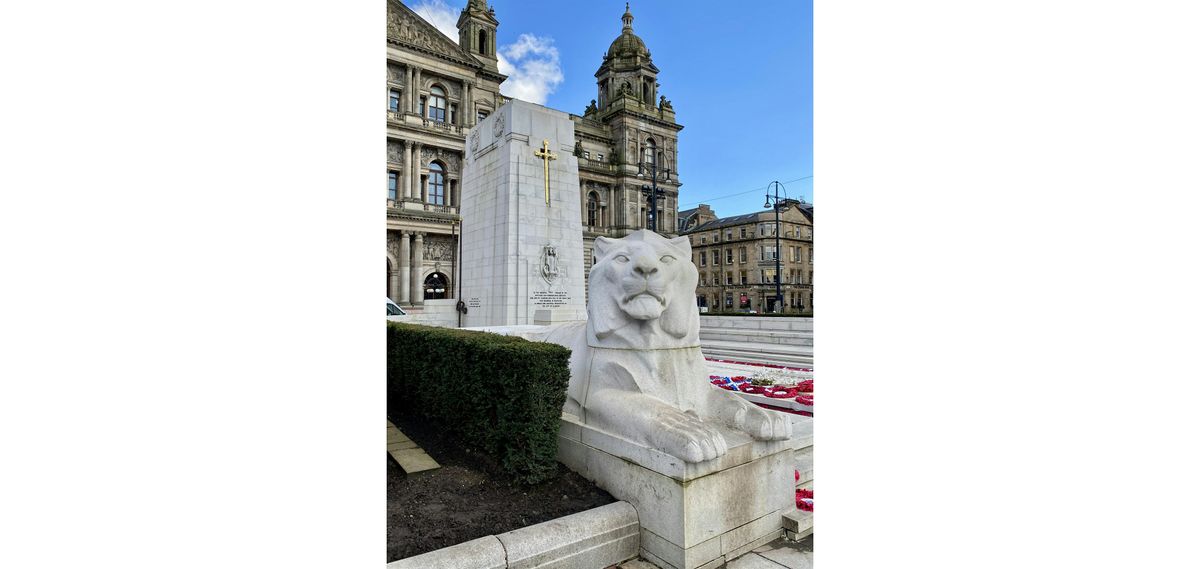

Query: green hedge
386;322;571;484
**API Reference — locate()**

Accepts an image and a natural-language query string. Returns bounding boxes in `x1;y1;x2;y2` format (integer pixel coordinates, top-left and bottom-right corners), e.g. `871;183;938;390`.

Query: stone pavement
614;536;813;569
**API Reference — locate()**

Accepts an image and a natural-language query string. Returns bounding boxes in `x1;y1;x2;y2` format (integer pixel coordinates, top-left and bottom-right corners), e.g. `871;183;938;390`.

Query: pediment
387;0;480;68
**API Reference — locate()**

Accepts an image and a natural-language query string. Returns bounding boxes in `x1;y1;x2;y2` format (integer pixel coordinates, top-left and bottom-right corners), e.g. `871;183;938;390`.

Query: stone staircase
697;316;814;369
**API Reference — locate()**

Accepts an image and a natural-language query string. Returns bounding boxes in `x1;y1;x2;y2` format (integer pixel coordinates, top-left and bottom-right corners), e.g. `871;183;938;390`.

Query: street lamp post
763;181;786;314
638;150;669;232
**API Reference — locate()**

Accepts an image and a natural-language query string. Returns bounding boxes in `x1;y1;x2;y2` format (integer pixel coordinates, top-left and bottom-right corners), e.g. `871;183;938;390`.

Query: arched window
642;138;656;167
478;30;487;55
587;192;599;227
428;162;445;205
424;272;449;300
643;81;650;103
428;86;447;122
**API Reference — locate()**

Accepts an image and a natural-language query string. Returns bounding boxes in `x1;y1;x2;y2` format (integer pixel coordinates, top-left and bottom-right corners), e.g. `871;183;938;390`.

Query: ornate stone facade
680;201;815;315
386;1;684;307
386;0;505;306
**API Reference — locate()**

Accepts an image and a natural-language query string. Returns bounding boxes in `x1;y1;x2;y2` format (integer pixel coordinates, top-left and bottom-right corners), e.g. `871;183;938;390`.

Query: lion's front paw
736;402;792;441
649;409;729;463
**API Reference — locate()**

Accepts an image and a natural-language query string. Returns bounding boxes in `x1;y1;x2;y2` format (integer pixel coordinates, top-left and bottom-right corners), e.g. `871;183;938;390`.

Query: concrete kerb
387;501;640;569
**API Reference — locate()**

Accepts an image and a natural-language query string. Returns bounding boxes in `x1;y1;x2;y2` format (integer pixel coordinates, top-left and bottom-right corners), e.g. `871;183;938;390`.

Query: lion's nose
633;260;658;277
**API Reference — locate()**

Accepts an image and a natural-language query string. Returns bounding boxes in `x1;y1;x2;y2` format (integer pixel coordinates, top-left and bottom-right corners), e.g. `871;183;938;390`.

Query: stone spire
622;3;634;31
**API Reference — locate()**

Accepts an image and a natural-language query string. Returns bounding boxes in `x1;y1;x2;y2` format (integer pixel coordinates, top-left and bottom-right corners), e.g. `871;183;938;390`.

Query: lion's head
587;230;699;344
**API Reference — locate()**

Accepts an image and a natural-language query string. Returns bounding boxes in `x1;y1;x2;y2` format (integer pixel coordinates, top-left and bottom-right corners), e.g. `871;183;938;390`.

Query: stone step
698;317;814;333
701;340;813;356
702;345;814;369
782;510;813;540
699;326;812;336
700;331;811;348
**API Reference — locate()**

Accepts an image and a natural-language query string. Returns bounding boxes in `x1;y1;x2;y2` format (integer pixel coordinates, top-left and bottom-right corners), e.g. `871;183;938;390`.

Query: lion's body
535;230;790;463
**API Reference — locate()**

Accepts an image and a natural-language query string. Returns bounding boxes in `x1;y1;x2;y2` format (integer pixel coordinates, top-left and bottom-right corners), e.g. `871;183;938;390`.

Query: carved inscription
531;291;571;308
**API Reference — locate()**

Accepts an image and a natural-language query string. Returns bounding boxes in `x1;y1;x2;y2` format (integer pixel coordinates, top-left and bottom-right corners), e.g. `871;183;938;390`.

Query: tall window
740;271;747;285
428;86;447;122
428;162;445;205
761;246;777;260
643;138;656;166
587;192;599;226
388;171;398;201
700;252;707;266
478;29;488;55
740;227;747;238
739;247;747;263
726;249;733;264
388;90;400;112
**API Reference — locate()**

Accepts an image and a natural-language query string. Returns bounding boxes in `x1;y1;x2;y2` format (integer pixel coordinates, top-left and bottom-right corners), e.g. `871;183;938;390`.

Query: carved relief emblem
470;128;480;152
540;244;561;285
492;111;505;138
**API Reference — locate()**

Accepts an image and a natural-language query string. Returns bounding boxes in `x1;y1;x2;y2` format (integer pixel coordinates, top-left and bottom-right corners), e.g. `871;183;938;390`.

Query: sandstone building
386;0;683;306
679;201;814;315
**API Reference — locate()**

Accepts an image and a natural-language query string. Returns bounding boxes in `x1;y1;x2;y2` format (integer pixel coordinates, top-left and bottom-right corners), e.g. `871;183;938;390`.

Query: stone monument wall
459;100;588;327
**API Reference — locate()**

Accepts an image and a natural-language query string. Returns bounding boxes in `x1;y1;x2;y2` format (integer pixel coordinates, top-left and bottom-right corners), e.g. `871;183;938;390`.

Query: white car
387;297;407;317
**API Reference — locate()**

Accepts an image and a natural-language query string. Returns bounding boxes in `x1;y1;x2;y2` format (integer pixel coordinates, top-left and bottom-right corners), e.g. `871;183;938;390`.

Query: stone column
463;80;472;126
402;141;412;199
412;67;422;114
412;142;422;203
404;66;413;113
398;231;411;305
411;232;425;306
388;266;400;303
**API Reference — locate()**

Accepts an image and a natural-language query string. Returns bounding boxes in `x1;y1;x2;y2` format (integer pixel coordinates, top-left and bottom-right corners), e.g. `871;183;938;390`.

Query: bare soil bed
386;412;616;562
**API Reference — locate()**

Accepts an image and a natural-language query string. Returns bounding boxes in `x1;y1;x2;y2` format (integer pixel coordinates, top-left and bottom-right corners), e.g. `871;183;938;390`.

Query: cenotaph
458;100;588;327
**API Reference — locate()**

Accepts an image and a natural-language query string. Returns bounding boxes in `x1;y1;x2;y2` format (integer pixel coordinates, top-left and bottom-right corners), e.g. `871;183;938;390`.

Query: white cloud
410;0;460;43
497;34;563;105
409;2;564;105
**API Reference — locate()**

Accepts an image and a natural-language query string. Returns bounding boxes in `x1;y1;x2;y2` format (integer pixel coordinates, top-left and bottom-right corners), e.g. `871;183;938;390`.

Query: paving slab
753;542;813;569
391;448;440;473
723;553;785;568
388;442;420;453
386;419;440;473
615;561;662;569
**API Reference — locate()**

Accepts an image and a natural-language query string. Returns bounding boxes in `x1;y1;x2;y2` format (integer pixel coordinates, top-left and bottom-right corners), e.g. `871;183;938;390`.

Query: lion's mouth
623;290;664;304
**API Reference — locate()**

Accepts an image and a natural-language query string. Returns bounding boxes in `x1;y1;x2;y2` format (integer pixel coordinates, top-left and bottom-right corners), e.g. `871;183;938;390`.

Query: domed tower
595;3;660;109
574;3;683;247
457;0;499;73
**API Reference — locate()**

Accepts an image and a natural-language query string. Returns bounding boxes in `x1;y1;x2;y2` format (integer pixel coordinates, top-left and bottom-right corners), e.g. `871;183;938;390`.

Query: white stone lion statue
539;230;791;463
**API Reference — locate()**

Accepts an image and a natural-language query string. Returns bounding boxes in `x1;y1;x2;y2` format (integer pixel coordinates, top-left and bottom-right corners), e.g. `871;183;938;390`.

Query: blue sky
411;0;813;216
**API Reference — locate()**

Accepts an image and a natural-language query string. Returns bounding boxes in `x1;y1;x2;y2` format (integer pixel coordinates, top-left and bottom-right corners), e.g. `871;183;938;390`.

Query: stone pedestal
459;100;588;327
557;414;796;569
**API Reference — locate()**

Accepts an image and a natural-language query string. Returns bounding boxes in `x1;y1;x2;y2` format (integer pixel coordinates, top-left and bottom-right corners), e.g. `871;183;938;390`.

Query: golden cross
533;139;557;206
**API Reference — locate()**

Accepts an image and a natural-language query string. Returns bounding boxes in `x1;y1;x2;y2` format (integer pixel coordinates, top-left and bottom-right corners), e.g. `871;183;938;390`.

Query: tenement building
386;0;683;306
679;200;814;315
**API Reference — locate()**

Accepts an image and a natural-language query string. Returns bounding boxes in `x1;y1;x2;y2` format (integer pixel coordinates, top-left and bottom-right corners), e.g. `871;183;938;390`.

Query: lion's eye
615;255;630;263
660;255;675;263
